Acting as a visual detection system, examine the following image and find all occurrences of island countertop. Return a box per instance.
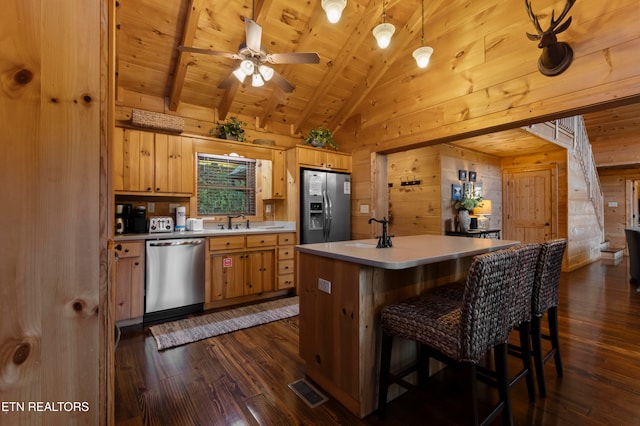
[295,234,519,270]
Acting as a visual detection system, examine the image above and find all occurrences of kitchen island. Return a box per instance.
[295,234,519,418]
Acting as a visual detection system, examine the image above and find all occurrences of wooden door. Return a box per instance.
[210,253,246,300]
[503,165,557,243]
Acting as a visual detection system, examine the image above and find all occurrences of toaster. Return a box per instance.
[148,216,174,233]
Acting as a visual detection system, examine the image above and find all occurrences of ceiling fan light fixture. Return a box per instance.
[258,65,274,81]
[322,0,346,24]
[373,23,395,49]
[252,73,265,87]
[233,67,247,83]
[240,59,255,75]
[413,46,433,68]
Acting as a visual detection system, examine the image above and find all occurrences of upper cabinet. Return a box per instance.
[295,146,352,172]
[113,128,194,195]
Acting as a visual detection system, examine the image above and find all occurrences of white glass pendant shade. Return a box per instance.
[240,59,255,75]
[232,67,246,83]
[258,65,274,81]
[251,73,264,87]
[373,22,395,48]
[322,0,346,24]
[412,46,433,68]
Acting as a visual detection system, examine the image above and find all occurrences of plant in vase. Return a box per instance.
[212,116,247,141]
[454,193,483,232]
[303,127,338,150]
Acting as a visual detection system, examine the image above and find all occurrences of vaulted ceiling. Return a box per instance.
[115,0,640,161]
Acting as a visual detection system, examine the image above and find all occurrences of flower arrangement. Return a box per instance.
[454,193,483,211]
[303,127,337,149]
[212,116,247,141]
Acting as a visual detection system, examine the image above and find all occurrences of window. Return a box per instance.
[197,153,256,216]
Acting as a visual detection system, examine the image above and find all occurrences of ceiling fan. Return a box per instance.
[179,17,320,93]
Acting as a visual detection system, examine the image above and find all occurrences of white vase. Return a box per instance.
[458,210,471,232]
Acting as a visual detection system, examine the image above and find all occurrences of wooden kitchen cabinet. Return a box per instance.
[258,150,287,200]
[112,128,194,195]
[277,233,295,289]
[206,233,295,303]
[114,240,144,322]
[296,146,352,172]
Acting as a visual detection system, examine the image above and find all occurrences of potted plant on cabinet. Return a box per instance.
[212,116,247,141]
[303,127,338,150]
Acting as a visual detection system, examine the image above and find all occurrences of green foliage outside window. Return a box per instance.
[197,154,256,216]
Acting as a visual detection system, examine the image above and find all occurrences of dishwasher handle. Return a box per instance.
[148,239,204,247]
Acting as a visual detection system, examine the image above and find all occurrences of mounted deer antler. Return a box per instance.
[525,0,576,76]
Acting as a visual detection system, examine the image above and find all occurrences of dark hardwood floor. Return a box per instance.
[115,258,640,425]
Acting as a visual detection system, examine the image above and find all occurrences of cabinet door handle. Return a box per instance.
[115,244,122,251]
[134,262,139,266]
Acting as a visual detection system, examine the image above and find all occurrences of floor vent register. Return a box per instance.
[288,379,328,408]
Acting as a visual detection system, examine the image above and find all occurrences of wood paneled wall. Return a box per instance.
[599,169,640,250]
[385,144,502,237]
[1,0,107,424]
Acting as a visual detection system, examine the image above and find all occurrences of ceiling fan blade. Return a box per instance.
[270,70,295,93]
[178,45,240,60]
[245,19,262,53]
[266,52,320,65]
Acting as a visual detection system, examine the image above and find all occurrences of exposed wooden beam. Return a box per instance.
[292,0,387,134]
[217,79,240,120]
[168,0,204,111]
[328,0,445,134]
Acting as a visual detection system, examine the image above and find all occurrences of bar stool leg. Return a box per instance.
[518,322,536,402]
[531,316,547,397]
[377,331,393,417]
[548,307,563,377]
[495,343,513,426]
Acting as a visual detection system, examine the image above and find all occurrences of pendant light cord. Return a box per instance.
[420,0,425,45]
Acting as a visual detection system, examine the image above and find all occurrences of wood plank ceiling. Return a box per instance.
[115,0,640,161]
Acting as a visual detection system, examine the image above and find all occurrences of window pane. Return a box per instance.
[197,154,256,216]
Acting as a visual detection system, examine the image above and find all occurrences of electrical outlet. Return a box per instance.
[147,202,155,213]
[265,204,272,213]
[318,278,331,294]
[169,203,179,213]
[359,204,369,213]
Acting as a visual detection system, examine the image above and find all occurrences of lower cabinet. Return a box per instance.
[114,240,145,322]
[207,233,295,303]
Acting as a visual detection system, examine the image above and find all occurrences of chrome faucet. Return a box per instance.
[368,217,393,248]
[227,214,245,229]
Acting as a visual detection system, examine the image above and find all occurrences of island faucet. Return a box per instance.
[368,217,393,248]
[227,214,245,229]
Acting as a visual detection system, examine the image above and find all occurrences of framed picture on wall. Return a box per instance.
[458,170,467,181]
[469,171,477,182]
[474,182,483,198]
[451,183,462,201]
[463,182,474,197]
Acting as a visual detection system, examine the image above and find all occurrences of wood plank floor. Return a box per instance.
[115,258,640,425]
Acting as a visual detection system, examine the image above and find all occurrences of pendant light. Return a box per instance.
[372,0,395,49]
[322,0,347,24]
[412,0,433,68]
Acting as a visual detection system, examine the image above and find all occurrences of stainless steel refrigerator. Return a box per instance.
[300,169,351,244]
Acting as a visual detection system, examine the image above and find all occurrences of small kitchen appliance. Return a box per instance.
[186,218,204,231]
[115,203,132,234]
[149,216,174,233]
[131,206,147,233]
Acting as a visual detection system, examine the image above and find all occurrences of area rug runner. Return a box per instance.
[150,296,299,350]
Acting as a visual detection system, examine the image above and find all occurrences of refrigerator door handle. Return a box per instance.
[326,190,332,240]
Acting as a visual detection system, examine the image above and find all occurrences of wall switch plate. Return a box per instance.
[169,203,179,213]
[607,201,618,207]
[147,202,155,213]
[359,204,369,213]
[265,204,272,213]
[318,278,331,294]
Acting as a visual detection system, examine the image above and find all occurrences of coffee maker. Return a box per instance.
[131,206,147,233]
[115,204,132,234]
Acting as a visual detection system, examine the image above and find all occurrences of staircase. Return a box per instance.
[570,116,605,234]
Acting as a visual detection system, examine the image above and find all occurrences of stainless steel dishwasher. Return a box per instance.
[144,238,205,323]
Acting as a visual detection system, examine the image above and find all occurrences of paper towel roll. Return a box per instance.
[175,206,186,230]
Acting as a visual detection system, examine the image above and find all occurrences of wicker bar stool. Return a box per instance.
[377,248,521,425]
[530,238,566,397]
